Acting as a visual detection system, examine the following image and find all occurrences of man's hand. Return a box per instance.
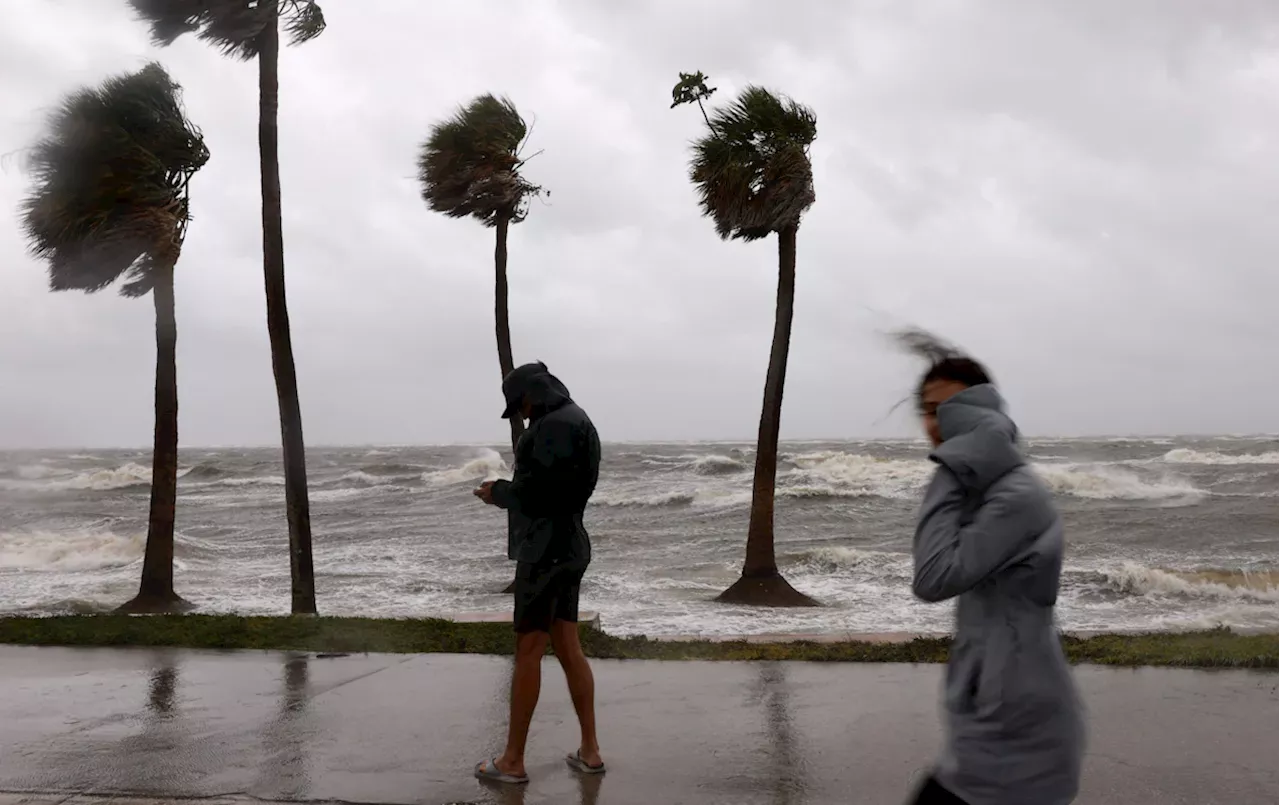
[473,480,497,505]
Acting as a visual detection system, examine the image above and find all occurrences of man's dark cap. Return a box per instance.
[500,361,550,419]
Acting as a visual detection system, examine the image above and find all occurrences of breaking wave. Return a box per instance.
[0,529,144,571]
[422,449,509,487]
[1034,464,1204,501]
[0,462,155,492]
[785,451,932,500]
[357,462,425,477]
[14,598,113,615]
[782,548,1277,604]
[595,451,1213,508]
[340,470,390,486]
[0,461,282,492]
[73,462,155,490]
[210,474,285,488]
[691,455,747,475]
[1161,449,1278,466]
[183,462,226,480]
[787,546,910,576]
[593,489,698,508]
[1081,563,1278,602]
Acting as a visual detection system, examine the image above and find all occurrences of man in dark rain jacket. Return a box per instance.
[472,362,605,786]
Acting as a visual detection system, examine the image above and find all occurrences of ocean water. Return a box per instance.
[0,437,1276,636]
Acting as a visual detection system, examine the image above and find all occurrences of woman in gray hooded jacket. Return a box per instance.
[907,355,1085,805]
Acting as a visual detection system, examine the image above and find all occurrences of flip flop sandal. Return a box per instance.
[565,749,606,774]
[474,756,529,785]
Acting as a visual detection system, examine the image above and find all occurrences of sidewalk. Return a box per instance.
[0,646,1274,805]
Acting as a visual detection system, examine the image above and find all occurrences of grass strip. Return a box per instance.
[0,615,1273,669]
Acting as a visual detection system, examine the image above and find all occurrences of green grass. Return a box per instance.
[0,615,1273,669]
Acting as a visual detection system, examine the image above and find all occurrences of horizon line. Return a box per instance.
[2,433,1276,452]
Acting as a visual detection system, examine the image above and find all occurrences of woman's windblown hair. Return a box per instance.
[891,327,967,364]
[888,327,993,407]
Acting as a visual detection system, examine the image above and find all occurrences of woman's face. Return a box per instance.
[919,379,970,447]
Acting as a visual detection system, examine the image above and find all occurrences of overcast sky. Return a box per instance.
[0,0,1275,448]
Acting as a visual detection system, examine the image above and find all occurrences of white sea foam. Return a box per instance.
[421,449,509,487]
[1161,449,1279,466]
[0,529,143,571]
[340,470,386,485]
[311,487,391,503]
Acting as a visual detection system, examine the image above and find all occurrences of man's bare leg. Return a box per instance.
[550,619,602,767]
[489,629,549,778]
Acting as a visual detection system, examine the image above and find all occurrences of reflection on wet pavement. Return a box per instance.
[472,655,607,805]
[253,654,312,800]
[476,771,605,805]
[755,663,807,805]
[147,663,177,717]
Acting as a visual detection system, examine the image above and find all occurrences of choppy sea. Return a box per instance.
[1,436,1275,636]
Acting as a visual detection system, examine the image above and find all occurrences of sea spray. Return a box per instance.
[421,448,510,487]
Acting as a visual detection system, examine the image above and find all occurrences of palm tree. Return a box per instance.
[675,76,820,606]
[128,0,326,614]
[21,62,210,613]
[416,94,543,454]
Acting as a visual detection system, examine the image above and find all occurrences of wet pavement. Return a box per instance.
[0,646,1274,805]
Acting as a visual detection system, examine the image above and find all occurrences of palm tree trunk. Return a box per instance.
[258,5,317,616]
[119,262,189,613]
[495,212,524,596]
[495,212,525,453]
[716,224,817,607]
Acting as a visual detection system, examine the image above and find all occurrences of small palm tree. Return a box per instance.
[676,76,820,606]
[21,62,210,613]
[128,0,326,614]
[417,94,543,454]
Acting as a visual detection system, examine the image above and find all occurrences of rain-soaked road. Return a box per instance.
[0,646,1274,805]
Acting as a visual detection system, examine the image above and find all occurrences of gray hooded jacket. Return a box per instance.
[915,384,1084,805]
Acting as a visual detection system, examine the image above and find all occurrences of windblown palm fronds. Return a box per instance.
[21,62,209,297]
[690,86,817,241]
[127,0,325,60]
[417,94,543,227]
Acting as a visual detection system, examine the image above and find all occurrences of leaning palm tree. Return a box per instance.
[675,76,820,606]
[417,94,543,454]
[21,62,210,613]
[128,0,325,614]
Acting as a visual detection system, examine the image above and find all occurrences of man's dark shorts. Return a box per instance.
[907,776,968,805]
[513,557,587,634]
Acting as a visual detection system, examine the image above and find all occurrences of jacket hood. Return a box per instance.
[930,384,1024,492]
[501,362,573,420]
